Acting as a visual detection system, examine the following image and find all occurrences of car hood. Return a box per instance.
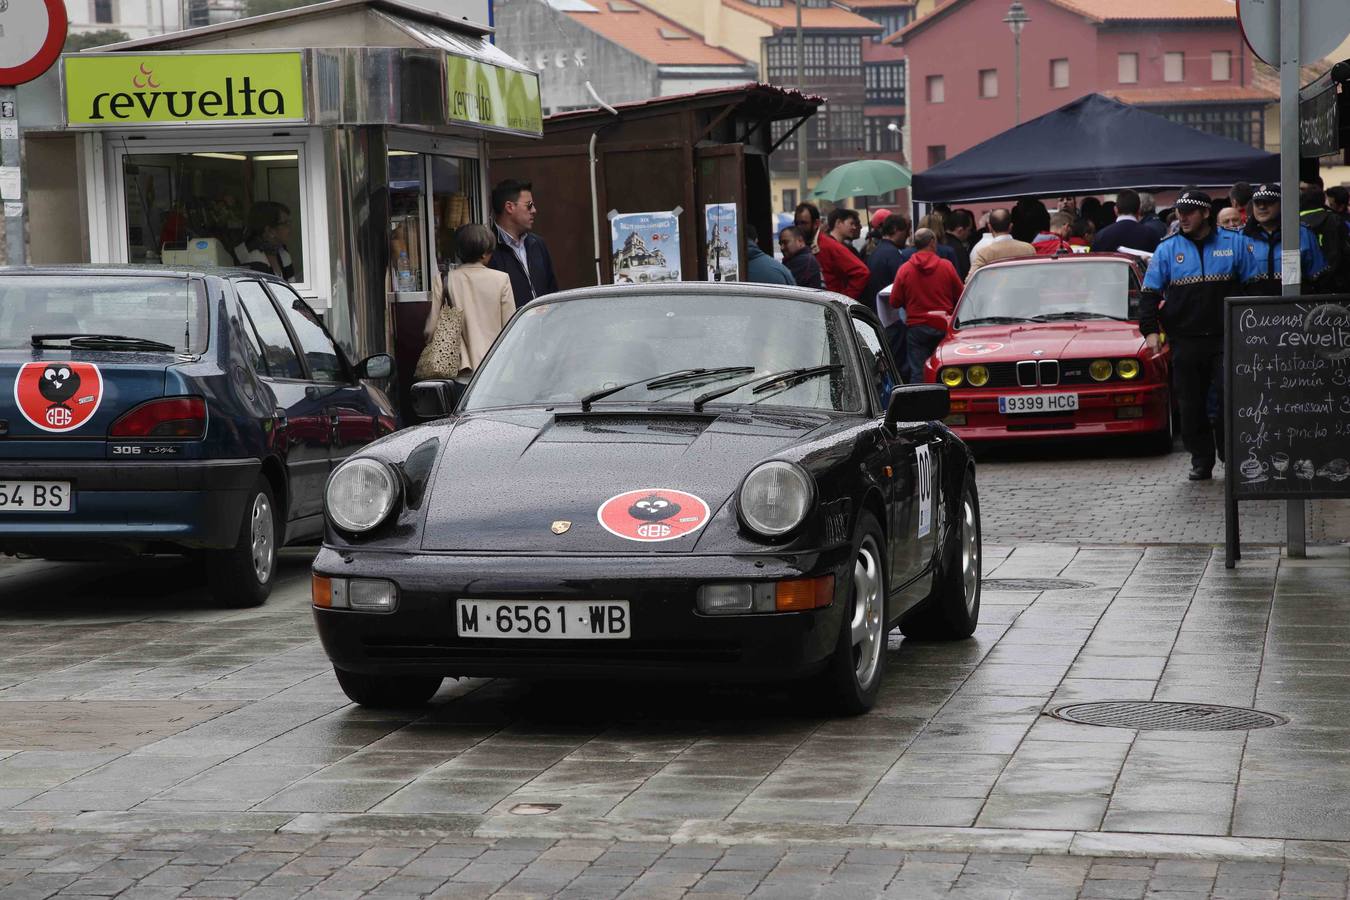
[418,407,833,552]
[938,321,1144,364]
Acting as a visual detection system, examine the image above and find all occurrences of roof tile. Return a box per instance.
[723,0,884,32]
[565,3,750,65]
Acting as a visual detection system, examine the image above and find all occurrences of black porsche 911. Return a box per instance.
[311,283,981,714]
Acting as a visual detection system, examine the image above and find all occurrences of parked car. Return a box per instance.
[0,266,398,606]
[922,254,1172,451]
[311,282,981,715]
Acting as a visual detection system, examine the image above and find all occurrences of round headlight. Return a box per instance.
[966,365,990,387]
[739,461,814,537]
[1116,358,1141,380]
[1089,359,1113,382]
[940,367,965,387]
[326,458,400,533]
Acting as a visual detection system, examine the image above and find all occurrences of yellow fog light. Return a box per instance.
[966,365,990,387]
[1089,359,1113,382]
[940,367,965,387]
[1116,358,1141,380]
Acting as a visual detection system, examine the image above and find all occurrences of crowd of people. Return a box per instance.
[746,179,1350,485]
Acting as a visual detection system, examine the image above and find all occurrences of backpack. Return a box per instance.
[1301,208,1350,292]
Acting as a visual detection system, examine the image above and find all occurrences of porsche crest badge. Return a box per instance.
[551,520,571,535]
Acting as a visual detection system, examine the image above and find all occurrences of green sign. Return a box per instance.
[446,55,542,135]
[64,52,305,126]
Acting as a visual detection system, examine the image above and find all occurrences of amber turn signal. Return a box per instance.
[312,574,333,608]
[775,575,835,611]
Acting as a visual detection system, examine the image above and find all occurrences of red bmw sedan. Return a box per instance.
[922,254,1172,450]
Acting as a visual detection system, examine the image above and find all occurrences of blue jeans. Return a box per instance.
[906,324,945,383]
[884,322,910,383]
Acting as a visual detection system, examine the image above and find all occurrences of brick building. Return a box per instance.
[893,0,1275,176]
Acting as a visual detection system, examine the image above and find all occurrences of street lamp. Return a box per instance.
[1003,0,1030,125]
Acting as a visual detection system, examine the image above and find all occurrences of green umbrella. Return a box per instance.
[810,159,912,201]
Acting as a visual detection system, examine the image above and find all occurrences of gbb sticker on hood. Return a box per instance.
[597,488,711,542]
[14,362,104,433]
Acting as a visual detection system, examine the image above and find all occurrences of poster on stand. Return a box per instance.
[611,211,681,284]
[705,203,738,282]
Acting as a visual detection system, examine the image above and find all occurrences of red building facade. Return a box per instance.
[894,0,1273,175]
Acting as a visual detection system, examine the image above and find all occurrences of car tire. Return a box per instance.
[334,667,443,708]
[900,473,981,641]
[1142,409,1174,456]
[206,477,279,608]
[823,511,889,716]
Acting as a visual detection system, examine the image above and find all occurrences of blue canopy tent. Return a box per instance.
[911,93,1279,203]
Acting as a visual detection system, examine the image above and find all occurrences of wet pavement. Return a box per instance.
[3,445,1350,897]
[0,541,1348,865]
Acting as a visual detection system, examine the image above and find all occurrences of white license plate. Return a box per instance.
[0,481,71,512]
[456,600,631,639]
[998,393,1079,415]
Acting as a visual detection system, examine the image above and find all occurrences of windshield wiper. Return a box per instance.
[954,316,1036,328]
[31,333,177,352]
[692,365,842,411]
[578,366,755,411]
[1029,312,1127,322]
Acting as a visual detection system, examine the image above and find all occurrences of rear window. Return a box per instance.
[0,275,209,354]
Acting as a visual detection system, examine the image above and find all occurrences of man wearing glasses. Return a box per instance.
[489,179,559,308]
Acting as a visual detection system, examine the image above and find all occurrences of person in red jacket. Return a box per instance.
[817,208,869,299]
[890,228,963,382]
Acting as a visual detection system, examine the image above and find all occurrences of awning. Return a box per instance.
[911,93,1279,203]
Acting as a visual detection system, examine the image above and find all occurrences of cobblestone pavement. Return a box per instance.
[2,543,1350,860]
[974,443,1350,546]
[1,831,1350,900]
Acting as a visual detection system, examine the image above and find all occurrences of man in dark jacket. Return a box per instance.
[488,179,558,308]
[1092,189,1160,254]
[864,214,911,380]
[1140,189,1241,481]
[778,226,823,288]
[744,225,794,285]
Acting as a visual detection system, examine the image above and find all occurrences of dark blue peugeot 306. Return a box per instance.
[0,266,398,606]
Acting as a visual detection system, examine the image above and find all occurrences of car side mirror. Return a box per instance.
[886,383,950,428]
[411,378,468,420]
[356,353,394,380]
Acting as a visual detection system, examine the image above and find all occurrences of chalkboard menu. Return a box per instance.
[1225,296,1350,501]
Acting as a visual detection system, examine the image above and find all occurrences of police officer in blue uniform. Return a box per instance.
[1236,183,1329,295]
[1140,189,1242,481]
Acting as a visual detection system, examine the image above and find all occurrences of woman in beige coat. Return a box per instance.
[424,223,515,373]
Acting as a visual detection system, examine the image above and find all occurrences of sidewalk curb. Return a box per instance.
[5,810,1349,866]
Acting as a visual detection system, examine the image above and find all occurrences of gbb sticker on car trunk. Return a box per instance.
[597,488,710,542]
[14,363,104,433]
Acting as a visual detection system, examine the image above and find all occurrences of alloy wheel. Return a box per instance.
[851,534,884,690]
[250,493,275,584]
[961,495,979,616]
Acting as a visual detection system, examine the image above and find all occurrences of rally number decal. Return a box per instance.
[916,443,933,539]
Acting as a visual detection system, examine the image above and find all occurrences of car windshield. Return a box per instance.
[0,275,209,354]
[956,261,1135,327]
[464,293,862,413]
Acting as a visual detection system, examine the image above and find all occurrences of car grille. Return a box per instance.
[1010,359,1060,387]
[362,638,742,665]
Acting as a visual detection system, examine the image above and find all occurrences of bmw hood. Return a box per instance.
[938,321,1144,365]
[417,407,831,552]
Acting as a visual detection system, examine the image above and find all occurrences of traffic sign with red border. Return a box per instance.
[0,0,69,87]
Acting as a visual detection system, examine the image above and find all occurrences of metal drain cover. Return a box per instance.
[981,578,1095,591]
[1050,701,1286,732]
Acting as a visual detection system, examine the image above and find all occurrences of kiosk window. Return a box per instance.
[270,283,346,383]
[122,150,305,283]
[237,282,304,380]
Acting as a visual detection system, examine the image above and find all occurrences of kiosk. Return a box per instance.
[18,0,542,406]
